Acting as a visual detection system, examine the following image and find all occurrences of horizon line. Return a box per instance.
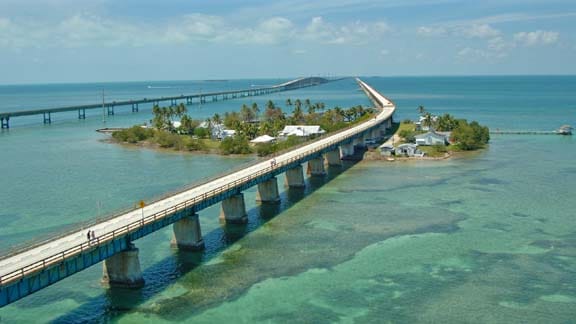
[1,73,575,87]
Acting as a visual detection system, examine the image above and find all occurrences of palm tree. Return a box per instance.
[285,98,292,107]
[417,105,426,116]
[266,100,276,111]
[175,103,187,118]
[422,112,434,130]
[292,105,303,123]
[251,102,260,119]
[212,113,222,125]
[294,99,302,111]
[304,99,311,110]
[307,104,316,115]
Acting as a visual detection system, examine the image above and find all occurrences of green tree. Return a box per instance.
[220,135,252,155]
[417,105,426,116]
[251,102,260,119]
[180,115,199,134]
[241,104,255,122]
[451,119,490,150]
[422,112,435,130]
[212,113,222,125]
[436,113,458,131]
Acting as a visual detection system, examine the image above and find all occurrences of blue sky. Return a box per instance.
[0,0,575,84]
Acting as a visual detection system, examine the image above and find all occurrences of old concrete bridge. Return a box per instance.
[0,78,395,307]
[0,77,332,129]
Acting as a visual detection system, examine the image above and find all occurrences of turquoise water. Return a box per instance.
[1,76,575,323]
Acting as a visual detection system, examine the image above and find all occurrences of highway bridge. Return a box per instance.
[0,77,331,129]
[0,78,395,307]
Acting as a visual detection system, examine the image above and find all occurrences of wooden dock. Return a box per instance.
[490,130,559,135]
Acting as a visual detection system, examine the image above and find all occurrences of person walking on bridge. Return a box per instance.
[86,230,91,242]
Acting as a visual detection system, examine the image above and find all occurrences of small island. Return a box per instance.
[110,99,377,156]
[371,105,490,160]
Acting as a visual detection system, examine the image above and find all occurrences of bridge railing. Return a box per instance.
[0,108,379,263]
[0,109,386,286]
[0,78,388,287]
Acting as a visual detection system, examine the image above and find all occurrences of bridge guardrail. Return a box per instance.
[0,78,390,287]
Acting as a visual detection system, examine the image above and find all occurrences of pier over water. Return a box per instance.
[0,78,394,307]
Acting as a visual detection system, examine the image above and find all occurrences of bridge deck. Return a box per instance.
[0,78,394,295]
[0,77,330,120]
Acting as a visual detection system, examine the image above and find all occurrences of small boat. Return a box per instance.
[557,125,573,135]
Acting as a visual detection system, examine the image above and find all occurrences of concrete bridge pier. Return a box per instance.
[325,149,342,167]
[43,112,52,124]
[256,177,281,204]
[285,165,305,188]
[340,143,354,157]
[307,156,326,176]
[131,103,139,112]
[220,193,248,224]
[171,212,205,251]
[1,116,9,129]
[102,243,144,288]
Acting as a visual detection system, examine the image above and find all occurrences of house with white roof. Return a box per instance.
[250,135,276,144]
[414,131,451,146]
[278,125,325,138]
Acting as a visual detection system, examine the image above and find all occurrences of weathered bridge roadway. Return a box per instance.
[0,78,395,307]
[0,77,331,128]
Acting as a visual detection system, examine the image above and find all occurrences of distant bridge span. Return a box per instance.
[0,78,395,307]
[0,77,334,129]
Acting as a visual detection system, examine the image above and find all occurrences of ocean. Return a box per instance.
[0,76,575,323]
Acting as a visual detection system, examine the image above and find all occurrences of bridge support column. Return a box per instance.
[43,112,51,124]
[107,106,115,116]
[220,193,247,224]
[256,177,280,204]
[325,149,342,167]
[78,109,86,119]
[102,243,144,288]
[340,143,354,157]
[285,165,305,188]
[171,212,205,251]
[307,156,326,176]
[132,103,139,112]
[1,117,10,129]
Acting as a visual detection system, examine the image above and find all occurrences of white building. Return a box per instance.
[279,125,325,137]
[250,135,276,144]
[414,131,450,146]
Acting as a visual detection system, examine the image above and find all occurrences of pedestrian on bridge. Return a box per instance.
[86,230,91,242]
[91,230,96,242]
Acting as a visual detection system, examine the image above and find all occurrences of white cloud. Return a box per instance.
[513,30,559,47]
[457,46,507,62]
[417,23,500,39]
[460,24,500,38]
[417,26,446,37]
[302,16,390,45]
[0,14,390,49]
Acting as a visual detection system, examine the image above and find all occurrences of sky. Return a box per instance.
[0,0,575,84]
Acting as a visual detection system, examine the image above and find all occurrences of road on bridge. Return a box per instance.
[0,78,395,288]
